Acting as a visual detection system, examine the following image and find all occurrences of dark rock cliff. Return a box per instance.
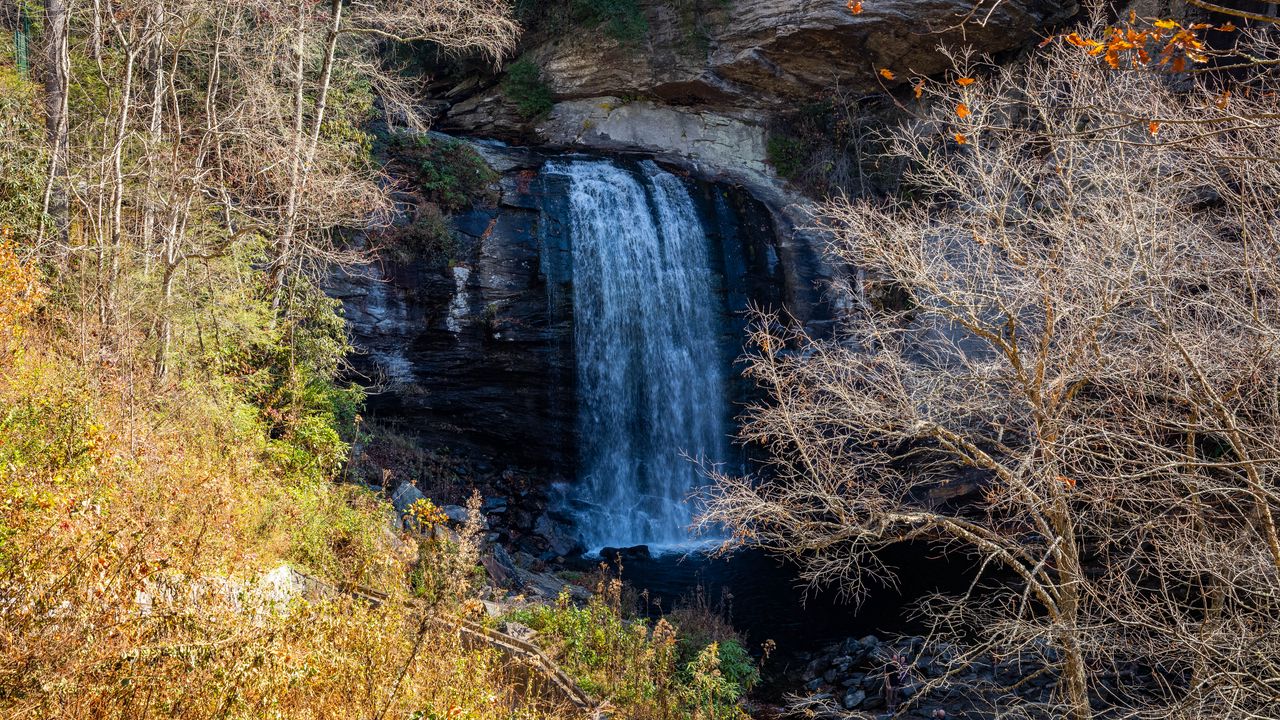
[330,138,799,473]
[332,0,1081,529]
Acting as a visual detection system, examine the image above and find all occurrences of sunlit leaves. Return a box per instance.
[0,231,44,352]
[1050,16,1237,73]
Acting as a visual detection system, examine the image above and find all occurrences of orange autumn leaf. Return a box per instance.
[955,102,971,119]
[913,79,925,99]
[847,0,864,14]
[953,133,968,144]
[956,77,976,86]
[879,68,896,80]
[1148,120,1161,135]
[1064,32,1098,49]
[1215,90,1231,109]
[1154,19,1179,30]
[1057,475,1077,488]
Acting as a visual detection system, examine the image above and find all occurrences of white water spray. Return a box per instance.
[545,159,727,549]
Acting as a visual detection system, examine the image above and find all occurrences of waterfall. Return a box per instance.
[544,159,727,550]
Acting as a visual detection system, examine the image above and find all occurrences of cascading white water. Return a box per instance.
[544,158,727,550]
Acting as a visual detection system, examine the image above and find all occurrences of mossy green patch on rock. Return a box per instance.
[502,58,555,120]
[391,134,499,212]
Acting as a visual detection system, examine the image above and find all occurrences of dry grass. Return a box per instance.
[0,245,578,720]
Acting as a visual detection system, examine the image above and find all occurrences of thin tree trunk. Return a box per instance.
[1056,540,1091,720]
[103,45,138,338]
[268,1,310,301]
[142,0,167,260]
[269,0,343,299]
[40,0,71,255]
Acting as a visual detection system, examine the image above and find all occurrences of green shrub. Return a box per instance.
[193,272,363,483]
[502,58,555,120]
[766,135,812,180]
[703,638,759,697]
[570,0,648,43]
[389,204,457,265]
[0,55,47,241]
[398,135,499,211]
[507,581,757,719]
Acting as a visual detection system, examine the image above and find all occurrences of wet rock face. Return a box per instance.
[332,139,797,475]
[332,144,573,470]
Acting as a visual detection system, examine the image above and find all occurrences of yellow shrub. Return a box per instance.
[0,231,43,352]
[0,320,574,720]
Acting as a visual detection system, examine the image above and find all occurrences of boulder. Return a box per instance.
[841,688,866,710]
[534,513,584,559]
[442,504,471,524]
[390,482,426,515]
[599,545,652,562]
[501,620,538,642]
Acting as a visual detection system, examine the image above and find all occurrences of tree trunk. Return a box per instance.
[1054,526,1092,720]
[41,0,70,253]
[102,44,138,338]
[268,0,343,300]
[142,0,167,258]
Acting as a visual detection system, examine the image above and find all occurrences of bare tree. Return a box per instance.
[35,0,517,368]
[263,0,520,297]
[701,30,1280,720]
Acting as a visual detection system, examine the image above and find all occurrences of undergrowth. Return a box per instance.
[514,0,648,43]
[381,133,496,265]
[569,0,648,43]
[0,240,574,719]
[508,574,759,719]
[391,133,499,212]
[503,58,556,120]
[0,60,45,238]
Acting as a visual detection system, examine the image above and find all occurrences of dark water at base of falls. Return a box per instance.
[605,543,983,664]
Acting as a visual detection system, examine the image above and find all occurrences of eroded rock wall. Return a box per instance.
[441,0,1078,177]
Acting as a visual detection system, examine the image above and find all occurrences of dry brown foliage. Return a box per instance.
[0,274,575,720]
